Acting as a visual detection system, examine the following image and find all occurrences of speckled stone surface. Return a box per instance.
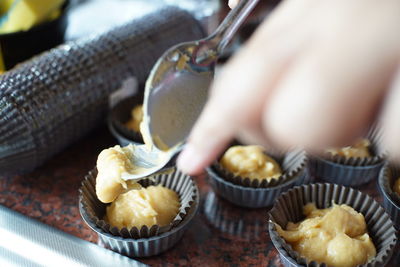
[0,125,398,266]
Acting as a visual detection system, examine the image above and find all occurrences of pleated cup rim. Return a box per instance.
[207,167,305,192]
[314,155,385,169]
[210,149,307,189]
[109,95,144,144]
[378,163,400,210]
[107,116,142,146]
[79,189,199,243]
[316,126,386,167]
[79,167,198,239]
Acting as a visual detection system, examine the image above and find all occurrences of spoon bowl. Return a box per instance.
[124,0,260,180]
[144,41,214,150]
[120,143,175,180]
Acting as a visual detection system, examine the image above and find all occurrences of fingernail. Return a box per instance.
[177,144,202,175]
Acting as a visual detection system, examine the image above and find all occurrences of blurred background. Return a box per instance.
[0,0,278,72]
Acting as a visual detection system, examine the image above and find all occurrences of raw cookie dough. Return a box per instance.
[220,145,282,181]
[394,178,400,196]
[277,203,376,267]
[125,105,143,132]
[96,144,142,203]
[326,138,371,158]
[106,185,180,229]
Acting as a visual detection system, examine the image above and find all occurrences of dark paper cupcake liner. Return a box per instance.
[378,163,400,229]
[309,127,386,187]
[207,150,310,208]
[203,190,265,241]
[81,168,197,237]
[324,126,385,166]
[79,168,199,257]
[213,150,307,188]
[309,156,384,187]
[110,95,144,144]
[107,117,134,147]
[269,183,397,267]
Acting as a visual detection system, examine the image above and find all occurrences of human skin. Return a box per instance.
[177,0,400,175]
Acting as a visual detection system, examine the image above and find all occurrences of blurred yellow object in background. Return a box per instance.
[0,0,65,34]
[0,0,15,16]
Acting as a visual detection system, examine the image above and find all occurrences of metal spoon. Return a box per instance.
[123,0,260,181]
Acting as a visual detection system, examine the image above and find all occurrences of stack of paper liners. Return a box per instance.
[0,7,205,174]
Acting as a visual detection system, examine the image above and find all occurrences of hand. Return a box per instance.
[177,0,400,175]
[228,0,239,9]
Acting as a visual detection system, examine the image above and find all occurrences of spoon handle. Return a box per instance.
[210,0,260,53]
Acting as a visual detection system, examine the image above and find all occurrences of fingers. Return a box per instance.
[263,33,395,152]
[178,26,309,175]
[177,0,400,175]
[380,67,400,161]
[177,1,316,175]
[176,90,235,176]
[176,48,278,175]
[228,0,239,9]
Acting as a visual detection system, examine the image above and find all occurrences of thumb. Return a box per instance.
[229,0,239,9]
[176,96,235,175]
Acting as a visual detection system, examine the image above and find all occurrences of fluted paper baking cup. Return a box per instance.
[309,127,386,186]
[269,183,397,267]
[309,156,384,187]
[378,163,400,229]
[80,168,198,240]
[110,95,144,144]
[213,150,307,188]
[323,126,385,166]
[80,189,199,258]
[203,190,264,241]
[107,117,134,147]
[207,151,310,208]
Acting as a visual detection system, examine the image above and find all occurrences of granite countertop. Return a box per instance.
[1,2,398,266]
[0,125,398,266]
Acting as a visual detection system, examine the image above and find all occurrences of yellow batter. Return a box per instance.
[95,145,142,203]
[276,203,376,267]
[326,138,371,158]
[125,105,143,132]
[394,178,400,196]
[105,185,180,229]
[220,145,282,181]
